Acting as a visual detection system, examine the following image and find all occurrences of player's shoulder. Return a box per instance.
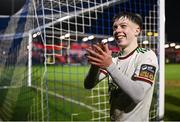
[135,47,158,64]
[135,47,156,57]
[136,47,151,53]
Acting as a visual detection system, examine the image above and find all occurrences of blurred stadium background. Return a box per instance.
[1,0,179,121]
[165,42,180,63]
[164,42,180,120]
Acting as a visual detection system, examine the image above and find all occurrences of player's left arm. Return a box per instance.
[132,50,159,85]
[107,50,158,103]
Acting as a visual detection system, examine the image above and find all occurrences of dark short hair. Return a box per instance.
[112,12,143,30]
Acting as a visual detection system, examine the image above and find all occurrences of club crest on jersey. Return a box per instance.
[139,64,156,81]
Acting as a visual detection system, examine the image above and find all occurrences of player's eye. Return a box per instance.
[112,25,117,30]
[121,24,127,28]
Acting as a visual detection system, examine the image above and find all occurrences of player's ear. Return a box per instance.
[135,26,141,36]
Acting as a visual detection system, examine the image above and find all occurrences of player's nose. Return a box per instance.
[113,28,123,36]
[114,26,123,34]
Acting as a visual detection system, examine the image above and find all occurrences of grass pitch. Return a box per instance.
[165,64,180,121]
[0,64,180,121]
[0,65,110,121]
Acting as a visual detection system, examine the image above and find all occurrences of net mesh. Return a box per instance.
[0,0,163,121]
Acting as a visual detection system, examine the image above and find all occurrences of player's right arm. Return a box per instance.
[84,65,107,89]
[84,65,100,89]
[84,43,109,89]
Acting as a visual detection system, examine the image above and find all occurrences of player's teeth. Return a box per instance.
[118,36,124,39]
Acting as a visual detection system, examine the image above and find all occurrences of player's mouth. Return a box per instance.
[116,34,126,40]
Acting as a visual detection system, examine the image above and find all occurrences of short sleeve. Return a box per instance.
[132,50,158,85]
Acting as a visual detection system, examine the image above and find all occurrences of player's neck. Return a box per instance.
[121,40,138,56]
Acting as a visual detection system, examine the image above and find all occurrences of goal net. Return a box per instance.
[0,0,164,121]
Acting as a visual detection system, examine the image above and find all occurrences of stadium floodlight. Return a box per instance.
[3,51,6,55]
[170,43,176,47]
[37,31,41,35]
[108,37,114,42]
[82,37,88,42]
[154,32,158,37]
[60,35,65,40]
[32,33,37,38]
[88,35,95,40]
[175,45,180,49]
[147,32,153,36]
[102,39,108,44]
[143,40,149,44]
[165,44,169,48]
[65,33,70,38]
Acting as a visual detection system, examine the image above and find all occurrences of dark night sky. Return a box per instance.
[165,0,180,43]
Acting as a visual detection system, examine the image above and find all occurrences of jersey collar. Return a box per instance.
[118,46,138,60]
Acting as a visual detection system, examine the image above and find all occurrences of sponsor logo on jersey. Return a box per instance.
[139,64,156,81]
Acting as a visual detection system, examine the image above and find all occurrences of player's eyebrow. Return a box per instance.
[119,22,128,25]
[113,21,128,28]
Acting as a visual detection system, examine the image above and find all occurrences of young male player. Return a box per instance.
[84,12,158,121]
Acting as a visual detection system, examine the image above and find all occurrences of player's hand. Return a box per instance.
[86,43,112,69]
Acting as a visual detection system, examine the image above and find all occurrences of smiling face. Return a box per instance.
[113,17,141,48]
